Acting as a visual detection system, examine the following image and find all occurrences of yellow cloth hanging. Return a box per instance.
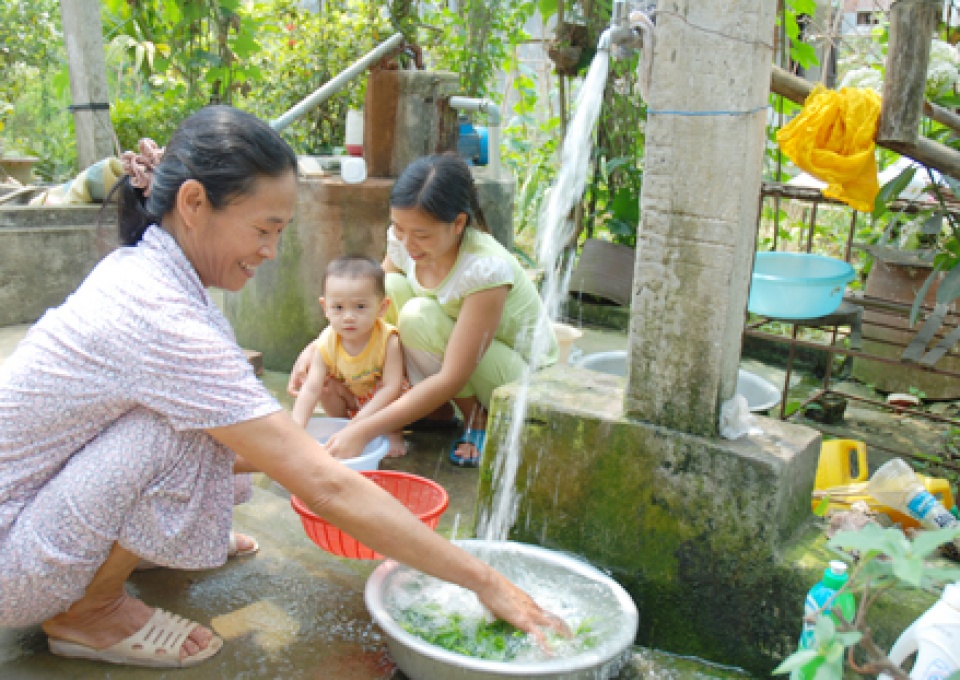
[776,85,881,212]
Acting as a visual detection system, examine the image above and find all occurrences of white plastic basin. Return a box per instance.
[305,416,390,471]
[574,350,781,413]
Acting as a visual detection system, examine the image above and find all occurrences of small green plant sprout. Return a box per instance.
[908,386,927,400]
[773,523,960,679]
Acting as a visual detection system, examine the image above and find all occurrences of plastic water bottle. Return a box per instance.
[791,561,856,680]
[878,582,960,680]
[867,458,960,533]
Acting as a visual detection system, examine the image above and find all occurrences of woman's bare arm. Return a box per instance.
[209,411,566,641]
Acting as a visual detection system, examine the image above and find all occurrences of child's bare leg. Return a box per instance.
[318,379,352,418]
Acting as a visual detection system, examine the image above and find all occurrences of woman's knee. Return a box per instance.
[396,297,450,351]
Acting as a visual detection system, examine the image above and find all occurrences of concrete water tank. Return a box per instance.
[364,69,460,178]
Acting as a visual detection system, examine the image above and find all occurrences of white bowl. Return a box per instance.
[305,416,389,471]
[574,350,782,413]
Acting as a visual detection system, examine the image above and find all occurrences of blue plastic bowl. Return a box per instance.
[748,252,855,319]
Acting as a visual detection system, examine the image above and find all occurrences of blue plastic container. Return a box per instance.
[748,252,855,319]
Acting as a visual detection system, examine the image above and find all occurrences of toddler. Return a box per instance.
[292,256,408,457]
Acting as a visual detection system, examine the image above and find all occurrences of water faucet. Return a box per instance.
[596,0,656,100]
[597,0,643,58]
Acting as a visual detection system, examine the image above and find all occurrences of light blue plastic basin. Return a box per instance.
[748,252,855,319]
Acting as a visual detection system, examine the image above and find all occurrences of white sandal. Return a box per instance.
[48,608,223,668]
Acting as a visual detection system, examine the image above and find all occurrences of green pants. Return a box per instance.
[385,273,529,408]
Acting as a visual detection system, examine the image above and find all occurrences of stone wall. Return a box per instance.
[0,205,115,326]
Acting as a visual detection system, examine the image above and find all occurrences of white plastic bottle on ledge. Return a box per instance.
[867,458,959,532]
[879,582,960,680]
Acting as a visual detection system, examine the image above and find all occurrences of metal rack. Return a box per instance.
[743,182,960,472]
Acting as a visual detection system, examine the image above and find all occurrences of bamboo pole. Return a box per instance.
[770,65,960,182]
[924,100,960,136]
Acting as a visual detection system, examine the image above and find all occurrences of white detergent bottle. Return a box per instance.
[878,582,960,680]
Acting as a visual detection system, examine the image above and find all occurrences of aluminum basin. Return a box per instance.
[364,540,638,680]
[574,351,781,413]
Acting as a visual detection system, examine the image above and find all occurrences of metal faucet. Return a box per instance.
[597,0,656,100]
[597,0,644,58]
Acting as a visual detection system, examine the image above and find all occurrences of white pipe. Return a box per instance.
[448,96,501,179]
[270,33,404,132]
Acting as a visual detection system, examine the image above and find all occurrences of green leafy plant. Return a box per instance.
[395,602,597,661]
[773,524,960,678]
[102,0,266,106]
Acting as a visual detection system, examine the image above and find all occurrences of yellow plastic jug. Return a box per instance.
[812,439,955,530]
[815,439,868,489]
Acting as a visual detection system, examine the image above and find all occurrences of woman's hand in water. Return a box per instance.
[475,567,571,648]
[323,422,370,460]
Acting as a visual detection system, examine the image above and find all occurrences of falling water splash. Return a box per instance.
[478,50,612,541]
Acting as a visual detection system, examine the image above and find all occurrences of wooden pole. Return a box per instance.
[770,65,960,182]
[924,100,960,136]
[878,0,942,145]
[60,0,116,170]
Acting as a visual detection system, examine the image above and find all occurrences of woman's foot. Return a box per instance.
[450,398,486,465]
[43,592,216,663]
[386,431,409,457]
[449,428,487,467]
[228,531,258,557]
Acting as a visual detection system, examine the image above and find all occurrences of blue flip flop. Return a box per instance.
[449,428,486,467]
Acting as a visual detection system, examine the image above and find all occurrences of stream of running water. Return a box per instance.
[477,48,612,541]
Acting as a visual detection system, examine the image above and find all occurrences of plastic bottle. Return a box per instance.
[867,458,960,532]
[878,582,960,680]
[791,560,856,680]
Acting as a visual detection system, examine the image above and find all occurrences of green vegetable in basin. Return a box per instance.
[394,603,598,661]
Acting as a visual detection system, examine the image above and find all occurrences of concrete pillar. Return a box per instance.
[60,0,115,169]
[624,1,776,436]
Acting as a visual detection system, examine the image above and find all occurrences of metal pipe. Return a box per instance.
[270,33,404,133]
[448,96,501,179]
